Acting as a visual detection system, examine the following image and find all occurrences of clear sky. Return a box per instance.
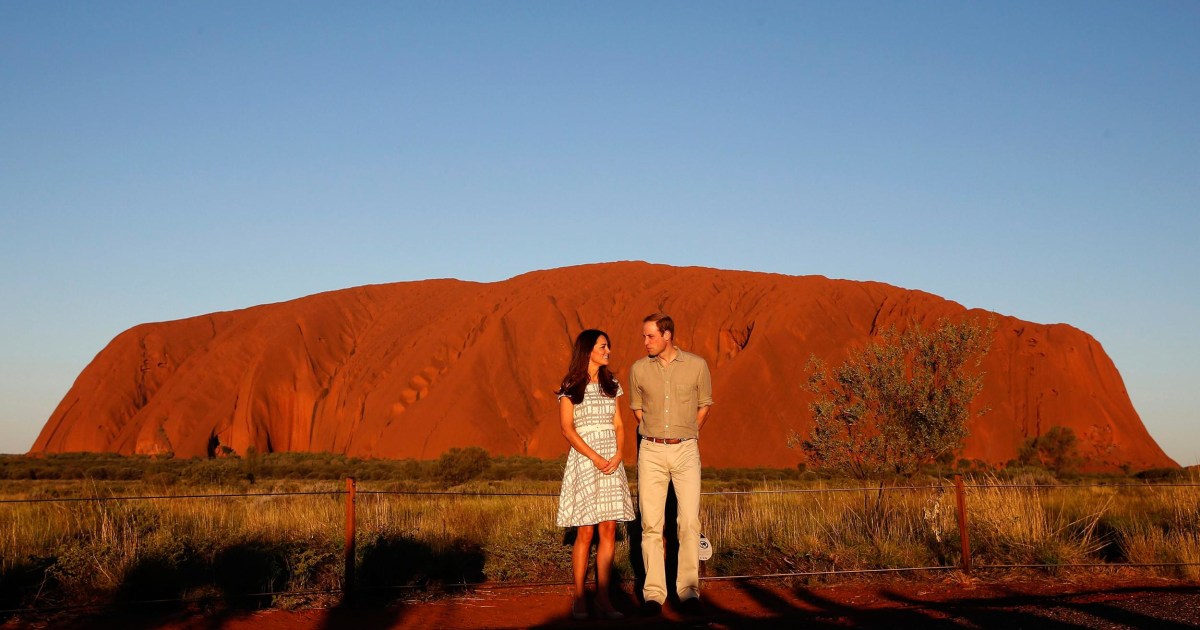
[2,2,1196,465]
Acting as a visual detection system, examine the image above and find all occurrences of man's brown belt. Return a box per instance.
[640,436,693,445]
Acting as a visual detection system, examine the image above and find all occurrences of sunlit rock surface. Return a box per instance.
[31,262,1176,471]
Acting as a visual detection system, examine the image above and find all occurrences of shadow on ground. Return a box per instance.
[3,533,486,630]
[528,580,1200,629]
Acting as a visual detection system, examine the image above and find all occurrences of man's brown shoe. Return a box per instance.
[641,600,663,617]
[678,597,704,617]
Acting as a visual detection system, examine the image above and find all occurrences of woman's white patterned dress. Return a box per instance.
[556,381,636,527]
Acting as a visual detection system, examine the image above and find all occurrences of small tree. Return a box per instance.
[435,446,491,485]
[1016,426,1082,475]
[241,445,262,483]
[793,317,993,478]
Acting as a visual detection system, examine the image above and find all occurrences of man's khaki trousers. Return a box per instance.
[637,439,701,604]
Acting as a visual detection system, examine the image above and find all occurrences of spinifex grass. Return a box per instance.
[3,475,1199,614]
[355,490,576,585]
[1,482,346,611]
[702,482,955,576]
[963,476,1200,577]
[1109,482,1200,579]
[967,479,1108,566]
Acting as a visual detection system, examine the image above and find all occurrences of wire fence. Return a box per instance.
[8,480,1196,503]
[6,477,1199,506]
[3,477,1199,615]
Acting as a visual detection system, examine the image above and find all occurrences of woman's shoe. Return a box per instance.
[570,600,589,620]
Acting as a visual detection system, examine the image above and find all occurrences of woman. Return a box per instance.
[555,329,636,620]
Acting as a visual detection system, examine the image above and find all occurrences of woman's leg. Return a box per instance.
[572,525,596,609]
[595,520,617,609]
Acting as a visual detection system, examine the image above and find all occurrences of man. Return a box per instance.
[629,313,713,617]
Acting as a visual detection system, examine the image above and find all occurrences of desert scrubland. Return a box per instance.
[2,453,1196,615]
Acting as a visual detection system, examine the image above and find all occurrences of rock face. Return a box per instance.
[31,262,1176,470]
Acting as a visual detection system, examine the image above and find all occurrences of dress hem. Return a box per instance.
[557,515,637,528]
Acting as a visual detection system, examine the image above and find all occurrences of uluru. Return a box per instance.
[31,262,1176,471]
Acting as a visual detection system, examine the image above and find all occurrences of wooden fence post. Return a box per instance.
[345,477,357,596]
[954,474,970,574]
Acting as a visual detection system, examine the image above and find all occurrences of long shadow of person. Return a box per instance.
[628,437,646,601]
[626,512,645,600]
[663,481,680,605]
[313,533,485,630]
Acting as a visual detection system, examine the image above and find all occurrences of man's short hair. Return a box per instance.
[643,313,675,338]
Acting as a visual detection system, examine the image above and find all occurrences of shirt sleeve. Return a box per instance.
[697,358,714,408]
[616,380,624,398]
[628,362,643,410]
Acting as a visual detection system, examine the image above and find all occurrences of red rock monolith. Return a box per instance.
[31,262,1176,471]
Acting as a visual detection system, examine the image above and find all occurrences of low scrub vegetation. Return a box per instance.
[1,452,1196,621]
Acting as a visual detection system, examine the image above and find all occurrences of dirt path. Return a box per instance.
[10,575,1200,629]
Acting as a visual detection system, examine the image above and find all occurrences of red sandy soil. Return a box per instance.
[11,575,1200,629]
[32,261,1175,471]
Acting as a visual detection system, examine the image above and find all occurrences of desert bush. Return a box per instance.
[794,317,994,478]
[1136,467,1187,481]
[1016,426,1083,474]
[435,447,491,485]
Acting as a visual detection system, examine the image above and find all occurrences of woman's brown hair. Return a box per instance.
[556,329,619,405]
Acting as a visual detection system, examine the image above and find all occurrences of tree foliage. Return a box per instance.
[435,446,492,484]
[794,317,994,478]
[1016,426,1083,474]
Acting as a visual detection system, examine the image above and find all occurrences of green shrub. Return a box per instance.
[435,447,491,485]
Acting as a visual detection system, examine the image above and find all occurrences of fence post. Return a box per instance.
[344,477,357,596]
[954,474,970,574]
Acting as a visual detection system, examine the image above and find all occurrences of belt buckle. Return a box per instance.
[643,435,685,444]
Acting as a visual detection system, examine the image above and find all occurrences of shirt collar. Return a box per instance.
[647,349,686,364]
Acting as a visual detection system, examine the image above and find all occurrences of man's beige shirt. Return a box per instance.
[629,349,713,440]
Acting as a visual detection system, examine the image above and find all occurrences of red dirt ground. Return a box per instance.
[12,574,1200,629]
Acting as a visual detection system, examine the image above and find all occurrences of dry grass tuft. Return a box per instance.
[2,476,1198,612]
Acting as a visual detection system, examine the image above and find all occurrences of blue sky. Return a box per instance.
[2,2,1197,464]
